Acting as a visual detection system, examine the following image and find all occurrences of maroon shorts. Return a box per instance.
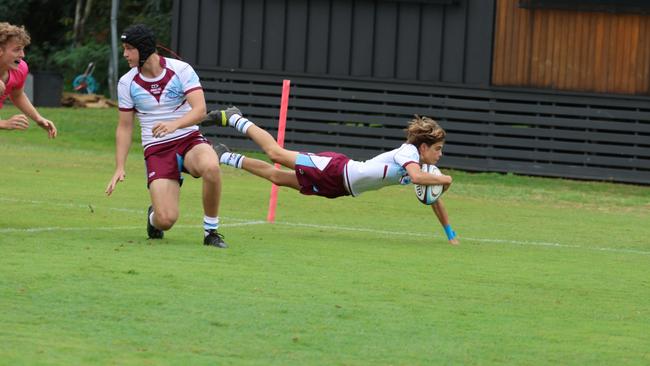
[295,152,351,199]
[143,131,210,186]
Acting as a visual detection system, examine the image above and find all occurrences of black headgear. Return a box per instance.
[120,24,156,68]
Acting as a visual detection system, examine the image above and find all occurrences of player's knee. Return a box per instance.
[202,163,221,182]
[155,210,178,230]
[266,148,287,165]
[269,171,284,186]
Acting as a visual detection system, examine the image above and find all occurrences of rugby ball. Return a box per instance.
[414,164,444,205]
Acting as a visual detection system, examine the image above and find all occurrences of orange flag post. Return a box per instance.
[266,79,291,223]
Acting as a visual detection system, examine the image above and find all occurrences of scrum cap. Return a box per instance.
[120,24,156,67]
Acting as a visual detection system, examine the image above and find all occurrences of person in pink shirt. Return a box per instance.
[0,22,57,138]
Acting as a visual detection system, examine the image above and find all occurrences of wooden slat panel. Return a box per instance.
[199,67,650,108]
[203,80,648,121]
[284,0,308,72]
[306,0,330,74]
[329,0,353,75]
[177,0,200,63]
[219,0,243,68]
[634,16,650,94]
[492,0,508,85]
[464,0,496,84]
[418,4,444,81]
[516,2,532,86]
[197,0,220,66]
[493,0,650,95]
[374,2,398,78]
[206,90,650,134]
[178,0,494,85]
[441,1,467,83]
[446,144,645,169]
[171,0,180,52]
[263,0,287,71]
[442,156,650,184]
[201,70,640,107]
[350,0,375,77]
[240,0,264,70]
[395,2,421,80]
[445,122,650,149]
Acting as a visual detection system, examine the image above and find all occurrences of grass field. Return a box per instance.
[1,106,649,365]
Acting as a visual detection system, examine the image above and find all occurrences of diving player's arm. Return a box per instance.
[404,163,458,245]
[404,162,452,185]
[432,198,459,245]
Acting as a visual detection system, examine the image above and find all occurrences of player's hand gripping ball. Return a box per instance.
[414,164,444,205]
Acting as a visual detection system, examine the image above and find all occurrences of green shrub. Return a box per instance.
[50,41,112,94]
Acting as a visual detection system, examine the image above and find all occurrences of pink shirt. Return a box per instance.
[0,59,28,108]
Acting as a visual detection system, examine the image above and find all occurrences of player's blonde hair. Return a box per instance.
[0,22,31,48]
[405,115,446,147]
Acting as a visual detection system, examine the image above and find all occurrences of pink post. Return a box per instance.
[266,79,291,223]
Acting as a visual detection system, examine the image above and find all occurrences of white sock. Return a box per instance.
[203,215,219,236]
[149,211,156,227]
[228,114,253,134]
[220,152,245,168]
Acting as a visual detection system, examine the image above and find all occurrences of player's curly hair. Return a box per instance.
[0,22,31,48]
[405,115,446,147]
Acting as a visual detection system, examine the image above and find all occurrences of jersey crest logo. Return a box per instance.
[150,83,162,95]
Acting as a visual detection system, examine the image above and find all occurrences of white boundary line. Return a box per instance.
[1,197,648,256]
[0,221,267,234]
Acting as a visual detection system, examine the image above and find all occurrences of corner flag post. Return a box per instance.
[266,79,291,223]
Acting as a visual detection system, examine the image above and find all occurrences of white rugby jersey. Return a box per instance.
[118,57,202,150]
[344,143,420,196]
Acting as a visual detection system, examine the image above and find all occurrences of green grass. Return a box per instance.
[1,106,649,365]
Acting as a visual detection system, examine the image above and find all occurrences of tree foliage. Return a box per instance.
[0,0,173,95]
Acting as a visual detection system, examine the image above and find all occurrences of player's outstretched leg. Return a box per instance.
[205,106,250,130]
[210,106,298,169]
[215,143,301,190]
[214,143,244,169]
[213,143,231,159]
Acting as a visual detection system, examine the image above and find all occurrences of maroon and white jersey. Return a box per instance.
[294,144,419,198]
[118,57,202,150]
[344,144,420,196]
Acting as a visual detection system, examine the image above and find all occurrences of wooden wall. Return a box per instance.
[493,0,650,95]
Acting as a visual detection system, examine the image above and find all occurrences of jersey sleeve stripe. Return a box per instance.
[184,86,203,94]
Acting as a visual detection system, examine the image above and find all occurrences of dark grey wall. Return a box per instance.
[172,0,494,85]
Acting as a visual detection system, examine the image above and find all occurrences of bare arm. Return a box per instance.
[404,162,459,245]
[105,110,135,196]
[0,114,29,130]
[432,198,459,245]
[10,88,57,138]
[150,89,207,138]
[404,163,452,186]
